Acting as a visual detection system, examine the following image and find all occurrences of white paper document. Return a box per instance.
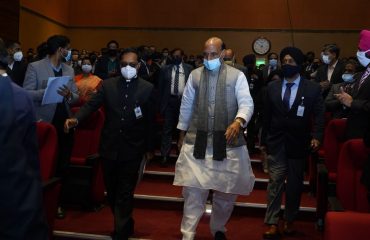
[41,76,71,105]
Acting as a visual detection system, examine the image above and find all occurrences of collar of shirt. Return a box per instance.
[173,63,184,71]
[47,57,62,72]
[8,62,14,70]
[330,59,338,70]
[283,75,301,87]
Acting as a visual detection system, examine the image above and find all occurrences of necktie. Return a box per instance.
[283,83,294,110]
[174,65,179,95]
[358,67,370,89]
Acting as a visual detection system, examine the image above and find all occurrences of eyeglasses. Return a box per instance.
[121,62,138,68]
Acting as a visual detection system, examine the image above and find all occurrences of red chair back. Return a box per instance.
[337,139,370,212]
[324,118,347,182]
[36,122,58,181]
[70,108,105,165]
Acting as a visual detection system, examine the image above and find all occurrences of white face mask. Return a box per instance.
[81,64,92,73]
[121,66,137,80]
[356,50,370,68]
[322,54,331,65]
[13,51,23,62]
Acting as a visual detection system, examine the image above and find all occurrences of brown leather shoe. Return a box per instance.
[263,225,281,239]
[283,221,296,235]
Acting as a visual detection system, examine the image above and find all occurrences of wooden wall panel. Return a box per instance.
[0,0,20,42]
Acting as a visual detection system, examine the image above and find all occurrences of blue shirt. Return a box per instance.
[281,76,301,109]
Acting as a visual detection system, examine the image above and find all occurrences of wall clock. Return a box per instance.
[252,37,271,55]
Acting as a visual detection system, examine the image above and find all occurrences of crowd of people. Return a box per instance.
[1,29,370,240]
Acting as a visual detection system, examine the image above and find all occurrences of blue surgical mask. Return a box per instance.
[342,73,355,83]
[204,58,221,71]
[269,59,278,67]
[64,50,72,62]
[356,50,370,67]
[322,54,331,65]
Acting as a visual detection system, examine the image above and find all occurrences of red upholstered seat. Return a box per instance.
[336,139,370,212]
[67,107,105,205]
[36,121,58,181]
[323,118,347,182]
[36,122,60,239]
[324,211,370,240]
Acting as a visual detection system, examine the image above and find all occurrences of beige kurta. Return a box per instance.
[173,66,255,195]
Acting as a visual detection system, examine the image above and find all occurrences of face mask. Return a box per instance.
[13,51,23,62]
[342,73,354,83]
[162,52,169,57]
[312,63,319,70]
[224,60,233,66]
[269,59,278,67]
[81,64,92,73]
[282,64,300,78]
[63,50,72,62]
[322,54,331,65]
[121,65,137,80]
[173,56,182,65]
[356,50,370,67]
[204,58,221,71]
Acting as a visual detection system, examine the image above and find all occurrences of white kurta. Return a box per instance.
[173,69,255,195]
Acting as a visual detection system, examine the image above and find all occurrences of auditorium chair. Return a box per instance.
[318,139,370,229]
[36,122,60,239]
[62,107,105,209]
[316,118,348,227]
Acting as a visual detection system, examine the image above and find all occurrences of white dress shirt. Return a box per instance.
[327,60,338,82]
[281,76,301,109]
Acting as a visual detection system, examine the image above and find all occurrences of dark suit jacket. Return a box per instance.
[261,77,325,158]
[345,71,370,139]
[6,60,28,86]
[158,63,193,114]
[0,76,48,239]
[325,82,356,119]
[315,60,345,97]
[75,76,154,160]
[94,56,120,80]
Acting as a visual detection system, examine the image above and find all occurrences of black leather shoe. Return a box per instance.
[215,231,227,240]
[263,225,281,239]
[56,206,66,219]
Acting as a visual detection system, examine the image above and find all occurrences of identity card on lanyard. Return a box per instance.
[297,97,305,117]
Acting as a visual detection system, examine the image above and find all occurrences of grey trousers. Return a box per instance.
[264,146,305,225]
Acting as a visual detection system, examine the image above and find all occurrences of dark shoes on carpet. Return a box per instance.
[111,218,135,240]
[263,224,281,239]
[214,231,227,240]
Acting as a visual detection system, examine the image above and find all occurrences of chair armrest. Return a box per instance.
[86,153,100,166]
[42,177,61,190]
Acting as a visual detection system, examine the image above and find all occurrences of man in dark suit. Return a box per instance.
[158,48,193,166]
[94,40,121,80]
[6,41,28,86]
[334,30,370,140]
[261,47,325,239]
[223,48,248,78]
[315,44,345,98]
[262,52,279,83]
[65,48,154,240]
[0,41,48,240]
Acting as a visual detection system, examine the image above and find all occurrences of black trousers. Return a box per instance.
[160,96,181,157]
[102,152,142,239]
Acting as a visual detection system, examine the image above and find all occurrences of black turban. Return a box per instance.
[280,47,304,66]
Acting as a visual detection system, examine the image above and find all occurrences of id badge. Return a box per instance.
[134,106,143,119]
[297,105,305,117]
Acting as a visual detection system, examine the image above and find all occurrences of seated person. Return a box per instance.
[325,59,359,119]
[74,57,102,103]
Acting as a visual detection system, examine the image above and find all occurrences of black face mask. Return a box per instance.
[173,56,182,65]
[282,64,301,78]
[312,63,319,71]
[108,49,117,57]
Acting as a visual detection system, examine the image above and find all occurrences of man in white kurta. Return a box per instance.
[174,37,255,240]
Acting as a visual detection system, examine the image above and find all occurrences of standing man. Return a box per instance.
[6,41,28,86]
[0,40,48,240]
[65,48,154,240]
[315,44,345,98]
[23,35,79,218]
[334,29,370,140]
[223,48,248,78]
[95,40,121,80]
[158,48,193,166]
[174,37,255,240]
[261,47,325,239]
